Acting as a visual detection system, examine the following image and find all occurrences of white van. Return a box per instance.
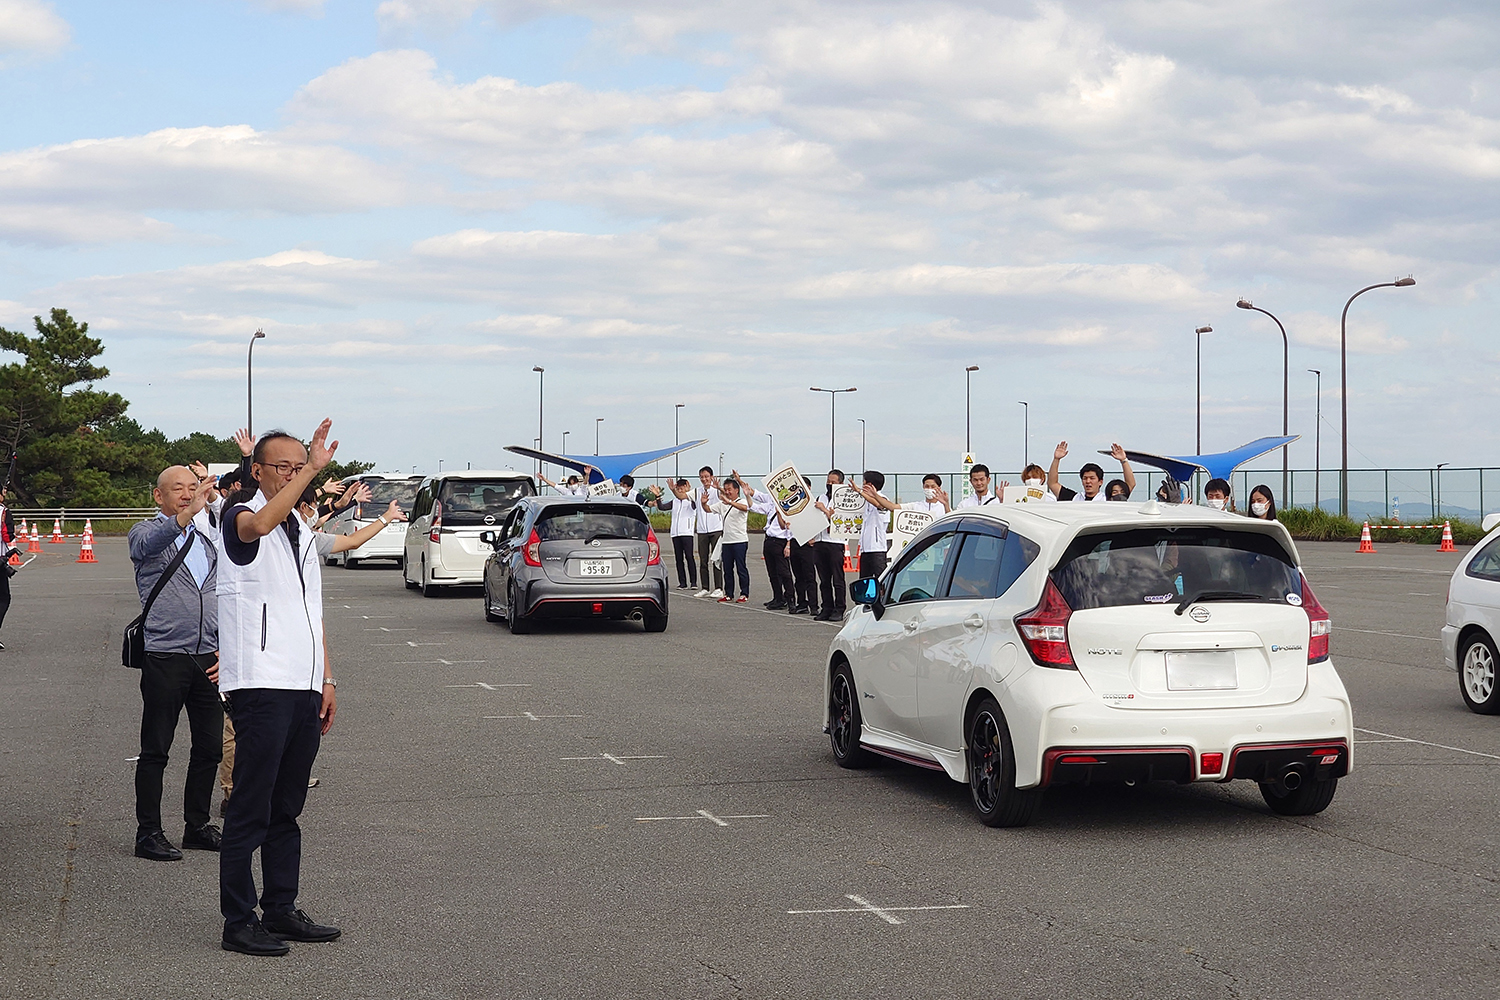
[327,475,421,568]
[403,471,537,595]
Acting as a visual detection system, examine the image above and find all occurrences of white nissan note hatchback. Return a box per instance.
[823,501,1352,827]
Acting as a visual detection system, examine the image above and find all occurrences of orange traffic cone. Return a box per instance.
[1438,521,1456,552]
[83,518,93,537]
[28,523,41,553]
[76,531,96,563]
[5,549,18,566]
[1357,522,1376,553]
[16,518,26,537]
[50,518,63,543]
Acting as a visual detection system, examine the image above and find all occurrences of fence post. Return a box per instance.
[1482,468,1486,517]
[1385,470,1389,520]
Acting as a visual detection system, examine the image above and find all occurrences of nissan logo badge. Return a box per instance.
[484,515,495,524]
[1189,606,1211,623]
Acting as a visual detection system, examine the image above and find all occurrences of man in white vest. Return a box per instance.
[214,420,349,957]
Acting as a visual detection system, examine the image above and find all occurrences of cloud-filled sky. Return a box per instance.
[1,0,1496,491]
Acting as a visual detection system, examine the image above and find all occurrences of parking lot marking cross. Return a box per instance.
[787,894,971,926]
[445,683,532,689]
[483,712,585,720]
[633,810,768,826]
[560,753,667,765]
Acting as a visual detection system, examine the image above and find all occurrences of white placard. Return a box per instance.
[1003,483,1051,503]
[887,507,935,556]
[588,479,616,497]
[827,485,865,542]
[761,463,830,545]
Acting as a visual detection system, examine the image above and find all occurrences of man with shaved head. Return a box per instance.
[127,463,223,863]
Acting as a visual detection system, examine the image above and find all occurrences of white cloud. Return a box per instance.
[246,0,327,14]
[0,0,69,54]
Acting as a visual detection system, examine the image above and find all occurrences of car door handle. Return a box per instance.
[902,620,919,633]
[963,614,985,630]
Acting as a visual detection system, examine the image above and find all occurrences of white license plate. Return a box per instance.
[1165,650,1238,691]
[579,559,613,577]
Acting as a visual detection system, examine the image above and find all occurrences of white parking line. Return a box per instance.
[787,894,971,925]
[1353,727,1500,761]
[560,753,666,765]
[692,593,844,627]
[634,810,768,826]
[484,712,584,720]
[445,682,531,689]
[1334,626,1440,642]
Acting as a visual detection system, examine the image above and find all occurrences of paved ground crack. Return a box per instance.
[1184,946,1243,999]
[697,958,745,996]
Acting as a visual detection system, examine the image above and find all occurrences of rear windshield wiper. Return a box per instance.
[1174,590,1267,615]
[583,533,638,545]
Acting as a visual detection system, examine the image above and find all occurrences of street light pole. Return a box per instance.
[809,387,857,469]
[595,418,604,456]
[1194,326,1213,455]
[532,366,545,480]
[858,419,866,472]
[1437,462,1449,519]
[562,431,569,456]
[1018,401,1028,467]
[247,329,265,435]
[965,366,979,454]
[1236,300,1289,503]
[766,433,774,472]
[1340,277,1416,517]
[674,403,684,480]
[1307,370,1321,510]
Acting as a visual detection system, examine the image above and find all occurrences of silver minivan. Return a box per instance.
[403,471,537,596]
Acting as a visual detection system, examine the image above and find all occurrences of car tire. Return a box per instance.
[1259,775,1338,816]
[966,697,1039,827]
[403,559,418,589]
[507,583,532,634]
[483,585,503,623]
[1459,632,1500,714]
[827,662,871,768]
[421,558,439,598]
[345,555,358,569]
[643,612,668,633]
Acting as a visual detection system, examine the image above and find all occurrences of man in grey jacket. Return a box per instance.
[127,466,223,862]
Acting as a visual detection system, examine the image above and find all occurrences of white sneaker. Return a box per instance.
[709,588,725,599]
[694,589,710,598]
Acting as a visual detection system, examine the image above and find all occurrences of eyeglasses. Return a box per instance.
[262,462,307,477]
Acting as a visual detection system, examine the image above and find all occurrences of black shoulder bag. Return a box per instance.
[122,531,196,669]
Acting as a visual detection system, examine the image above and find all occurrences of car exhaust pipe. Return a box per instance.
[628,609,644,623]
[1280,765,1304,791]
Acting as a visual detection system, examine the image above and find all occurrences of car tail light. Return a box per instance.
[523,528,542,567]
[646,527,661,565]
[1301,574,1330,664]
[429,500,442,543]
[1200,752,1224,775]
[1015,578,1076,669]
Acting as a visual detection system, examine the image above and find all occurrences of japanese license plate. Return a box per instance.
[579,559,613,577]
[1165,650,1238,691]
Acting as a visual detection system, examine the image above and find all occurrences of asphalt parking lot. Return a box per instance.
[2,536,1498,999]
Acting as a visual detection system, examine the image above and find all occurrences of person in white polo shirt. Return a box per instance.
[692,466,724,598]
[958,464,1003,508]
[852,470,895,579]
[656,478,698,590]
[746,478,795,611]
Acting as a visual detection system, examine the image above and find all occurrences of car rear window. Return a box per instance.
[438,479,535,524]
[359,479,417,511]
[535,504,649,542]
[1053,527,1299,611]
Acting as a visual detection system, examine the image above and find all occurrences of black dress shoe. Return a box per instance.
[765,601,788,610]
[787,605,802,615]
[183,823,222,851]
[814,610,835,622]
[262,907,342,943]
[222,919,290,956]
[135,830,183,862]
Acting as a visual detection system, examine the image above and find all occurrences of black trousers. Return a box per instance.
[696,531,723,590]
[763,536,793,604]
[220,688,322,928]
[814,541,848,614]
[0,562,10,629]
[136,652,222,836]
[791,542,819,611]
[672,535,697,588]
[859,551,889,580]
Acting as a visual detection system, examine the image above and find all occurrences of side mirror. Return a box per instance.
[479,530,498,547]
[1485,513,1500,534]
[850,576,884,618]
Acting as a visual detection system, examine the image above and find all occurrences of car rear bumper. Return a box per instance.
[1008,660,1354,789]
[518,577,669,619]
[1441,623,1460,671]
[346,531,403,560]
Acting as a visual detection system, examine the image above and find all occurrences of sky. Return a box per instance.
[1,0,1496,486]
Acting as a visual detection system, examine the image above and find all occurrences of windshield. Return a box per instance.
[1053,527,1299,611]
[438,478,535,524]
[535,504,649,542]
[354,479,418,513]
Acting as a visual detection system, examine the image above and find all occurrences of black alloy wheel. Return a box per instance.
[828,663,870,768]
[483,584,503,623]
[966,698,1039,827]
[507,582,532,634]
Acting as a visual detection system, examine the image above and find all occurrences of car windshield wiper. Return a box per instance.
[583,533,637,545]
[1174,590,1266,615]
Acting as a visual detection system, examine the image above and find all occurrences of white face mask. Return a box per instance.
[923,487,937,500]
[1251,501,1269,516]
[1024,478,1043,488]
[1208,497,1228,510]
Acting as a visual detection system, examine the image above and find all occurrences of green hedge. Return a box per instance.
[648,512,768,532]
[1277,507,1484,544]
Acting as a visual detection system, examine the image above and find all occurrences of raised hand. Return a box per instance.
[350,482,373,504]
[1110,442,1128,462]
[384,499,407,522]
[233,428,254,457]
[189,460,211,481]
[1054,440,1069,461]
[189,475,216,517]
[308,419,338,471]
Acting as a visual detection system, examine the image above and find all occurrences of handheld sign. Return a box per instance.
[1004,483,1051,503]
[828,485,865,542]
[888,507,935,556]
[587,479,616,497]
[762,462,828,545]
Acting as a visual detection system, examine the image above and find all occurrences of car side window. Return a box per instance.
[886,530,957,604]
[996,531,1041,596]
[411,483,433,519]
[1468,537,1500,581]
[945,532,1004,600]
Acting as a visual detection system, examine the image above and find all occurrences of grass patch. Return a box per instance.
[1278,507,1483,544]
[647,512,768,533]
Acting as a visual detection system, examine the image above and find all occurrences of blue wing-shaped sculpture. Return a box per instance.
[504,440,710,485]
[1099,435,1300,483]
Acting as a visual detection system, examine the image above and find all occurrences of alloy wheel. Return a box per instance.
[969,711,1003,814]
[830,673,855,757]
[1464,641,1496,703]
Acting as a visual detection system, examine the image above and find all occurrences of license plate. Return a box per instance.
[579,559,613,577]
[1165,650,1238,691]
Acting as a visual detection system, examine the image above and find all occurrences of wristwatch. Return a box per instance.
[323,677,337,688]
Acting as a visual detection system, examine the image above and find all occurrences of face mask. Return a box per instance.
[1251,501,1269,516]
[1024,478,1042,488]
[1208,498,1227,510]
[923,487,937,500]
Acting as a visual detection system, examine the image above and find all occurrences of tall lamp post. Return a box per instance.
[766,433,774,472]
[532,366,545,480]
[1307,370,1321,510]
[674,403,684,479]
[1194,326,1213,455]
[1018,401,1029,467]
[1437,462,1449,519]
[857,419,866,472]
[595,418,604,456]
[809,386,857,469]
[1341,277,1415,516]
[247,329,265,434]
[1236,300,1289,503]
[965,365,979,454]
[562,431,570,456]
